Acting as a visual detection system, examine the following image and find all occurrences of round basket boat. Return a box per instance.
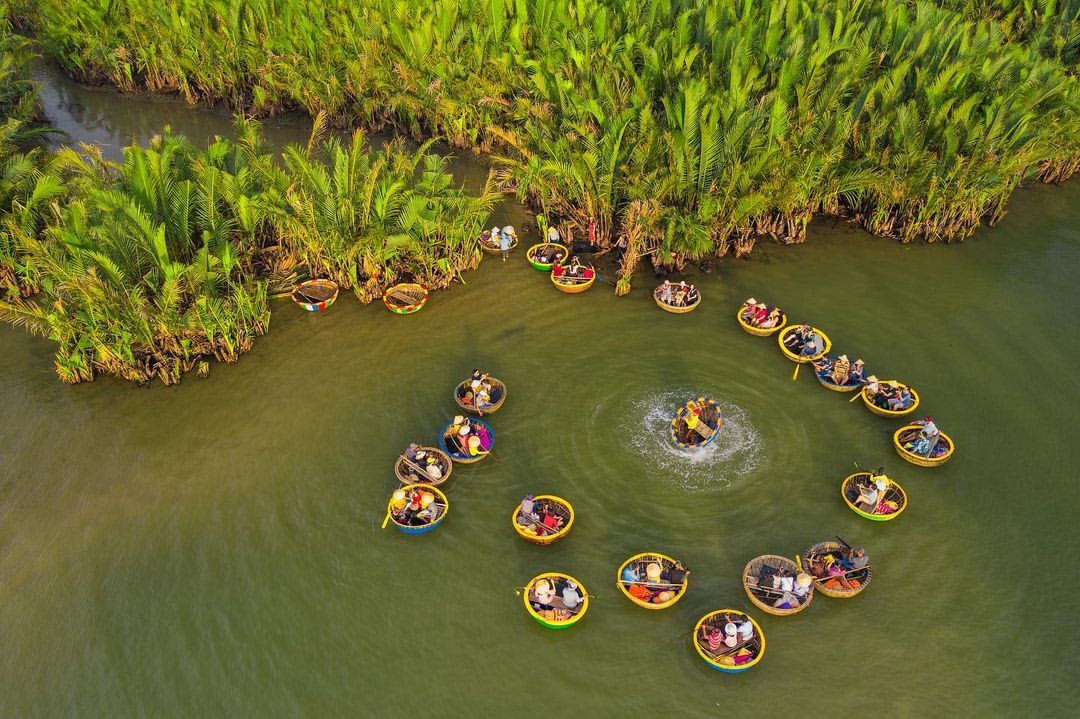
[841,472,908,521]
[551,263,596,293]
[693,610,766,673]
[382,283,428,315]
[800,541,873,599]
[511,495,574,545]
[526,242,568,271]
[777,324,832,363]
[454,377,507,415]
[742,554,814,616]
[438,417,495,464]
[616,552,690,610]
[736,304,787,336]
[479,230,518,255]
[670,397,722,449]
[814,358,865,393]
[522,572,589,629]
[654,284,701,314]
[291,278,339,312]
[893,424,955,467]
[394,446,453,487]
[385,484,448,535]
[861,381,920,417]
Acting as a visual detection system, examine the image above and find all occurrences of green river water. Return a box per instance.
[1,64,1077,717]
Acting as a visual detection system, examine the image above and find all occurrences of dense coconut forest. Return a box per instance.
[1,0,1078,382]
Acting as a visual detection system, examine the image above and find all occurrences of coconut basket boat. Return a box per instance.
[384,484,449,535]
[438,417,495,464]
[394,446,453,487]
[736,304,787,336]
[861,381,921,417]
[616,552,690,610]
[742,554,814,616]
[291,278,339,311]
[800,541,873,599]
[511,495,574,545]
[777,324,832,364]
[526,242,568,271]
[454,377,507,415]
[382,283,428,315]
[693,610,766,674]
[893,424,955,467]
[815,358,865,392]
[670,397,722,449]
[654,284,701,314]
[479,230,518,255]
[841,472,908,521]
[522,572,589,629]
[551,263,596,293]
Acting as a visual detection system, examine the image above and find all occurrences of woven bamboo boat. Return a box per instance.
[777,324,832,363]
[526,242,568,270]
[616,552,690,610]
[438,417,495,464]
[551,263,596,293]
[841,472,908,521]
[522,572,589,629]
[861,381,920,417]
[670,397,722,449]
[654,284,701,313]
[385,484,448,535]
[393,446,453,487]
[693,610,766,673]
[815,358,865,392]
[382,283,428,314]
[742,554,814,616]
[479,230,518,255]
[454,377,507,415]
[511,495,574,545]
[291,278,339,311]
[800,541,873,599]
[736,305,787,336]
[893,424,955,467]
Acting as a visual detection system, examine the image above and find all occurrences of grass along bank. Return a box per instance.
[18,0,1080,294]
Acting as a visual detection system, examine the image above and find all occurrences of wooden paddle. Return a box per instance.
[620,579,684,589]
[792,362,801,381]
[380,509,393,529]
[399,454,439,480]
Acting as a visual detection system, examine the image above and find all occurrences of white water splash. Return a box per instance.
[625,390,762,490]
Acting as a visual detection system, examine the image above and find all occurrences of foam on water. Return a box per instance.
[625,390,761,490]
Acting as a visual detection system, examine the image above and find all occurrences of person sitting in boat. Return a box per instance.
[723,621,739,648]
[518,495,539,525]
[783,324,808,350]
[490,226,500,246]
[547,224,562,245]
[773,591,800,610]
[402,488,425,524]
[760,306,782,328]
[561,580,582,612]
[531,579,557,611]
[736,618,754,643]
[704,625,725,653]
[466,433,486,458]
[864,375,881,399]
[390,488,408,519]
[906,416,941,456]
[887,385,913,411]
[673,281,689,306]
[416,491,440,523]
[813,356,832,376]
[849,359,867,384]
[405,443,422,464]
[740,297,761,322]
[685,284,700,305]
[800,329,822,357]
[475,386,492,411]
[793,573,813,601]
[830,354,852,385]
[565,256,583,277]
[839,546,869,571]
[658,280,673,303]
[425,455,443,482]
[470,369,486,392]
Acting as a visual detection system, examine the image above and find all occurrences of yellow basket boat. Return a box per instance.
[841,472,908,521]
[800,541,872,599]
[777,324,831,363]
[551,263,596,293]
[522,572,589,629]
[736,305,787,336]
[511,495,574,545]
[654,283,701,313]
[693,610,766,673]
[616,552,689,610]
[861,381,920,417]
[742,555,814,616]
[893,424,955,467]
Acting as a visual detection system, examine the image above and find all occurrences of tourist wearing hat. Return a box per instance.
[849,358,867,384]
[561,581,582,611]
[425,455,443,481]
